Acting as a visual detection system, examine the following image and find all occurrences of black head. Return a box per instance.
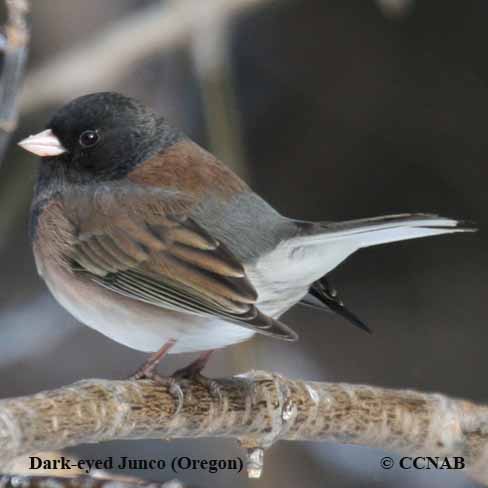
[22,92,181,183]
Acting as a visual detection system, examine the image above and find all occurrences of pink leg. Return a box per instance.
[172,350,215,379]
[131,339,177,379]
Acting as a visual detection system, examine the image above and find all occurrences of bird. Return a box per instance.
[18,92,476,380]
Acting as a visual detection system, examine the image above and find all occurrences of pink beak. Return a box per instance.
[18,129,67,157]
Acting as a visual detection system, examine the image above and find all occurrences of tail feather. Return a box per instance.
[301,278,371,334]
[295,213,476,249]
[289,214,476,335]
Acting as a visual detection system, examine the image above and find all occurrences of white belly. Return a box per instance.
[41,260,255,354]
[37,237,354,354]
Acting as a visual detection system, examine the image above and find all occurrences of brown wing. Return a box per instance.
[65,182,297,341]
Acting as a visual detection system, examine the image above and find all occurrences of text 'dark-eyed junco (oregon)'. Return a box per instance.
[18,92,476,380]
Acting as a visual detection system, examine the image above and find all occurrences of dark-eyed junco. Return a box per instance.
[18,92,475,378]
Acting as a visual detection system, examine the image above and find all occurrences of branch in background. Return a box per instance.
[0,371,487,484]
[375,0,415,19]
[1,0,275,251]
[0,0,29,165]
[190,16,250,181]
[20,0,279,114]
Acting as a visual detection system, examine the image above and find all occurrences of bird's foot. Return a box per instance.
[128,346,218,415]
[129,367,185,418]
[170,350,221,401]
[172,370,222,400]
[129,369,165,382]
[127,339,184,415]
[128,339,177,380]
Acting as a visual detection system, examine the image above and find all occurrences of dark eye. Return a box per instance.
[79,130,99,147]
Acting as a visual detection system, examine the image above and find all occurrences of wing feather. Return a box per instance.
[66,184,297,341]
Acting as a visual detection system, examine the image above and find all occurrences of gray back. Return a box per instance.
[191,192,299,263]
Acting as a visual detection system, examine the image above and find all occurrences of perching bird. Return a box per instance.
[18,92,475,379]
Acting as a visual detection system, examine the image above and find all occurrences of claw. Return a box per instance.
[167,377,184,417]
[129,370,184,417]
[180,373,222,403]
[171,349,222,405]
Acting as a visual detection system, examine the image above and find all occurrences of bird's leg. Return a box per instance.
[130,339,177,380]
[170,350,221,400]
[172,350,214,378]
[129,339,186,417]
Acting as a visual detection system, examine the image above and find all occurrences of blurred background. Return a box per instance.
[0,0,486,487]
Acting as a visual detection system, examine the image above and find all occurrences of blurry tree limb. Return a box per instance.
[190,17,249,180]
[0,0,29,165]
[0,372,487,484]
[20,0,279,113]
[375,0,414,19]
[1,0,275,249]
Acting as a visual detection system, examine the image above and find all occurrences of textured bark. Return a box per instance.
[0,371,487,483]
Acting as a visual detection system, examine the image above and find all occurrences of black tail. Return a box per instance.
[300,277,371,334]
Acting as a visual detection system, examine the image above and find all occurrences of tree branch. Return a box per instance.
[0,0,29,165]
[0,371,487,483]
[19,0,276,114]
